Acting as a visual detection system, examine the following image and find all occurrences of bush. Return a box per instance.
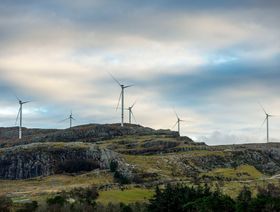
[114,171,131,184]
[66,185,99,205]
[0,195,12,212]
[110,160,119,172]
[16,201,38,212]
[236,186,252,212]
[47,195,66,206]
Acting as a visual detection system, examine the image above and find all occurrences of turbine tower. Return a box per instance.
[127,101,137,124]
[61,111,75,128]
[15,98,30,139]
[260,104,275,143]
[172,110,185,136]
[110,73,133,127]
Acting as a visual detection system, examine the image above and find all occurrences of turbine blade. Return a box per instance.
[116,91,122,111]
[72,117,76,121]
[124,85,133,89]
[259,103,267,115]
[171,121,178,129]
[22,100,31,104]
[14,94,20,102]
[108,72,121,86]
[59,117,70,123]
[173,109,179,119]
[131,111,137,123]
[131,100,137,109]
[260,117,267,128]
[15,108,20,125]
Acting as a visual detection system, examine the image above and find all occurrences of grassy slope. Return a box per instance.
[97,188,154,204]
[203,165,264,180]
[0,171,113,201]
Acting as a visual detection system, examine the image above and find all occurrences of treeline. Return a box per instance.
[1,183,280,212]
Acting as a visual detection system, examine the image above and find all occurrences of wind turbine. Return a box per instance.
[61,111,75,128]
[259,104,275,143]
[15,97,31,139]
[172,110,185,136]
[109,73,133,127]
[127,101,137,124]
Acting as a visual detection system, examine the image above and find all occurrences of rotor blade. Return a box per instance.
[259,103,267,115]
[260,117,267,128]
[15,108,20,125]
[171,121,178,129]
[124,85,133,89]
[71,117,76,121]
[14,94,20,102]
[59,117,70,123]
[22,100,31,104]
[131,111,137,123]
[173,109,179,119]
[131,100,137,109]
[108,72,121,86]
[116,91,122,111]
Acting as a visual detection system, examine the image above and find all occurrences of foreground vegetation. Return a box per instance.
[2,183,280,212]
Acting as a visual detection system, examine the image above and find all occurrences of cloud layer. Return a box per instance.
[0,0,279,144]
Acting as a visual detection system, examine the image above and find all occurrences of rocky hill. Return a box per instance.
[1,123,280,182]
[0,124,179,148]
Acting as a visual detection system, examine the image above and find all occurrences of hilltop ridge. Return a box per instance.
[0,123,181,148]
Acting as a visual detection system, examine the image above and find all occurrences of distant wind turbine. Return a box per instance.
[127,101,137,124]
[172,110,185,136]
[259,104,276,143]
[15,97,31,139]
[60,111,75,128]
[109,73,133,127]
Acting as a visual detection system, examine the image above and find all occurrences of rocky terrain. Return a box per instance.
[1,123,280,205]
[1,124,280,181]
[0,142,120,179]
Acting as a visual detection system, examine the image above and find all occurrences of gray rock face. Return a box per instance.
[0,142,118,179]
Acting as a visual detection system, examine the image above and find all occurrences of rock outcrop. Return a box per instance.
[0,142,119,179]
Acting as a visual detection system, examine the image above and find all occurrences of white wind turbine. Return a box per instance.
[110,73,133,127]
[60,111,75,129]
[259,104,276,143]
[172,110,185,136]
[15,97,31,139]
[127,101,137,124]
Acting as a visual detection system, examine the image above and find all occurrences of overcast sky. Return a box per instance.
[0,0,279,145]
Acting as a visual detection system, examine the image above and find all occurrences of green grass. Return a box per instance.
[0,171,114,200]
[203,165,264,180]
[97,188,154,204]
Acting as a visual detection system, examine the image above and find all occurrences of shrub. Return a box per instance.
[114,171,131,184]
[110,160,119,172]
[67,185,99,205]
[16,201,38,212]
[0,195,12,212]
[47,195,66,206]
